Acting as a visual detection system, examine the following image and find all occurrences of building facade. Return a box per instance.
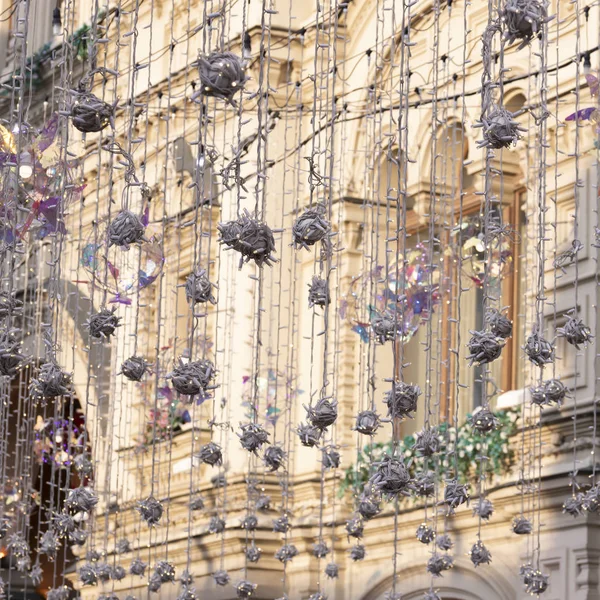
[0,0,599,598]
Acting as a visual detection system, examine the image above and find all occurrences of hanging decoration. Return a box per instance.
[0,0,596,597]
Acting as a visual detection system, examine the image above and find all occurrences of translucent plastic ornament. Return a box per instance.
[340,243,440,344]
[80,216,164,304]
[451,214,512,288]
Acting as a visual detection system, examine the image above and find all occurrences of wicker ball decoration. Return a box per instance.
[64,487,98,514]
[167,358,216,398]
[469,540,492,567]
[423,592,441,600]
[384,381,422,420]
[236,579,257,599]
[245,544,262,563]
[74,454,94,476]
[442,479,470,509]
[512,516,533,535]
[8,534,29,563]
[120,356,151,381]
[240,515,258,531]
[413,427,440,457]
[85,548,101,562]
[86,307,121,340]
[52,513,75,537]
[306,397,338,430]
[500,0,550,49]
[530,378,568,407]
[292,205,331,250]
[308,276,330,308]
[416,523,435,544]
[345,515,364,539]
[148,573,163,592]
[0,292,23,320]
[426,554,454,577]
[370,309,401,344]
[467,330,505,365]
[46,587,71,600]
[369,454,414,499]
[478,105,524,149]
[558,315,593,349]
[181,572,195,589]
[273,515,292,533]
[524,568,549,594]
[0,334,29,377]
[524,329,555,366]
[136,495,163,526]
[107,210,147,249]
[185,269,217,306]
[321,445,341,469]
[297,422,322,446]
[353,410,382,436]
[189,497,205,511]
[39,530,60,557]
[197,442,223,466]
[177,587,198,600]
[69,528,87,546]
[350,544,366,562]
[238,422,270,454]
[275,544,299,564]
[562,493,585,517]
[312,541,330,558]
[115,538,131,554]
[414,472,436,497]
[272,515,291,533]
[29,361,72,401]
[213,570,230,586]
[208,516,226,534]
[28,565,43,587]
[307,593,327,600]
[79,564,97,586]
[469,406,499,433]
[357,493,382,520]
[218,211,277,269]
[263,445,286,471]
[520,564,535,589]
[197,52,246,101]
[71,90,114,133]
[486,308,513,339]
[324,563,339,579]
[256,494,271,511]
[472,498,494,520]
[436,534,453,551]
[130,558,147,576]
[94,563,112,583]
[583,484,600,512]
[111,565,127,581]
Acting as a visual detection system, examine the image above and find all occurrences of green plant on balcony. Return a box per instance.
[339,406,520,499]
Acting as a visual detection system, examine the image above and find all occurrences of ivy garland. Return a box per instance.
[339,406,520,499]
[2,23,91,94]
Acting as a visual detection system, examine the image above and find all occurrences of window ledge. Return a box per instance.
[497,387,530,409]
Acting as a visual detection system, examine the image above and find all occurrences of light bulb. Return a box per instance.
[18,152,33,180]
[52,7,62,36]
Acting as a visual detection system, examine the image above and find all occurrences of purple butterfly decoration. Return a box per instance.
[158,386,173,401]
[565,107,597,122]
[565,75,599,128]
[351,323,370,343]
[37,196,66,237]
[109,293,132,306]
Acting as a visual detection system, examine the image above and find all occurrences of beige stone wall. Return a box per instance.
[1,0,597,597]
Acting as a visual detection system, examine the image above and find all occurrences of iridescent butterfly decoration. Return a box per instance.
[565,74,600,146]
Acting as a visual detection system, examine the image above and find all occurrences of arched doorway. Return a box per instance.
[363,559,514,600]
